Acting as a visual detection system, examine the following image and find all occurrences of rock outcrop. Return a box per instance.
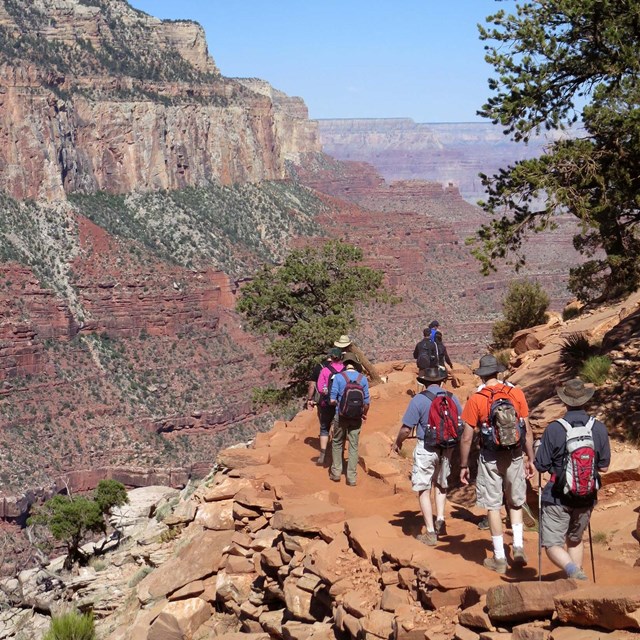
[0,0,321,200]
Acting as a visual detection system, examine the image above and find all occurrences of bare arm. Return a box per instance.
[391,425,412,454]
[523,418,536,479]
[459,422,474,485]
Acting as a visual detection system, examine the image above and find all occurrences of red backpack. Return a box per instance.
[422,390,462,448]
[554,417,600,502]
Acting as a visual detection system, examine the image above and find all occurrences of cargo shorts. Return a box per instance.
[476,449,526,510]
[412,441,453,492]
[540,502,593,548]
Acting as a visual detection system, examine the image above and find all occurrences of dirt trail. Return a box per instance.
[269,366,640,588]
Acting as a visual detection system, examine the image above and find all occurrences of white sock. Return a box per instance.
[512,522,524,548]
[492,535,505,559]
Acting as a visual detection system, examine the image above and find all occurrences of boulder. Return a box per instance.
[137,529,234,604]
[271,497,346,534]
[194,500,234,530]
[361,609,395,640]
[147,598,211,640]
[512,622,550,639]
[345,515,400,561]
[217,448,270,470]
[459,598,493,632]
[202,477,254,502]
[486,580,578,623]
[380,585,412,612]
[163,501,197,526]
[554,585,640,630]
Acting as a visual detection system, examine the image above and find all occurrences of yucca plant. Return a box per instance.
[560,332,596,371]
[580,356,612,386]
[44,611,95,640]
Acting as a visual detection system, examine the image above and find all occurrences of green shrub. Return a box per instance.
[128,566,153,588]
[562,305,582,321]
[492,279,550,348]
[580,356,612,385]
[560,332,596,371]
[44,611,95,640]
[493,348,511,368]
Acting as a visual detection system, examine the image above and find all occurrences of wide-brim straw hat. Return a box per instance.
[417,367,447,384]
[556,379,595,406]
[334,335,352,348]
[473,354,506,377]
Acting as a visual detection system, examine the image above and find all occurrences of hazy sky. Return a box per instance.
[129,0,516,123]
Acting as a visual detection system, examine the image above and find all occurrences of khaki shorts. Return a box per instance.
[540,502,593,548]
[476,449,526,510]
[412,441,453,492]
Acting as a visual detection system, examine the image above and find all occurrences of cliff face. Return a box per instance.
[316,118,569,201]
[0,0,320,200]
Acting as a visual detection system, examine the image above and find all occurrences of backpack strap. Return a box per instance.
[557,416,595,434]
[326,363,338,376]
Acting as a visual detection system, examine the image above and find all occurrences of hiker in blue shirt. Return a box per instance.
[392,368,463,546]
[329,354,370,486]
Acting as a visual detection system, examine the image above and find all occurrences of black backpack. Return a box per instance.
[416,340,439,371]
[338,372,366,419]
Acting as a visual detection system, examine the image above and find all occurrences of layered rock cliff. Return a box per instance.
[0,0,320,200]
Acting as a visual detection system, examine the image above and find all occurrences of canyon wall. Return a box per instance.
[0,0,320,200]
[316,118,571,201]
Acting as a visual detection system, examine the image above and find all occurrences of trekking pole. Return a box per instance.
[533,438,542,582]
[537,472,542,582]
[588,520,596,583]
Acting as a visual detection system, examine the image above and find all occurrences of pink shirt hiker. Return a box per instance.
[316,361,345,396]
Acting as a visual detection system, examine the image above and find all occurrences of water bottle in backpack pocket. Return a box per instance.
[554,417,600,502]
[422,390,463,448]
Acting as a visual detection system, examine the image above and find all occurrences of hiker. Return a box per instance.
[314,348,345,466]
[459,354,536,574]
[329,354,370,486]
[434,330,453,374]
[534,379,610,580]
[391,367,463,545]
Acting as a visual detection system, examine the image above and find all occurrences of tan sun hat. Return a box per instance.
[334,334,352,348]
[556,378,595,407]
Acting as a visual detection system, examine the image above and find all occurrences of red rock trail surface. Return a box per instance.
[264,364,640,593]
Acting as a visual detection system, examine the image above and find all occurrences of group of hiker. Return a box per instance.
[307,322,611,581]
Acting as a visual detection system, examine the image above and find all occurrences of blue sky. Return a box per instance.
[129,1,515,123]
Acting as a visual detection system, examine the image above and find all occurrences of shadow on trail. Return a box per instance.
[389,510,424,537]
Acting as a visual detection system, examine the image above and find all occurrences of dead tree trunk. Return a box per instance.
[347,343,383,386]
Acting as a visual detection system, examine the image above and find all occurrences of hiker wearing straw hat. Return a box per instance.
[534,378,610,581]
[459,354,536,574]
[392,367,464,546]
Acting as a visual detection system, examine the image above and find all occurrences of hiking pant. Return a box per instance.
[330,416,362,483]
[317,404,336,437]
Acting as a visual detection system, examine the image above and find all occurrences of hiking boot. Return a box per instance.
[483,555,507,574]
[512,546,528,567]
[329,474,340,482]
[434,519,447,536]
[416,531,437,546]
[316,450,326,466]
[346,479,357,487]
[567,567,588,580]
[477,516,490,530]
